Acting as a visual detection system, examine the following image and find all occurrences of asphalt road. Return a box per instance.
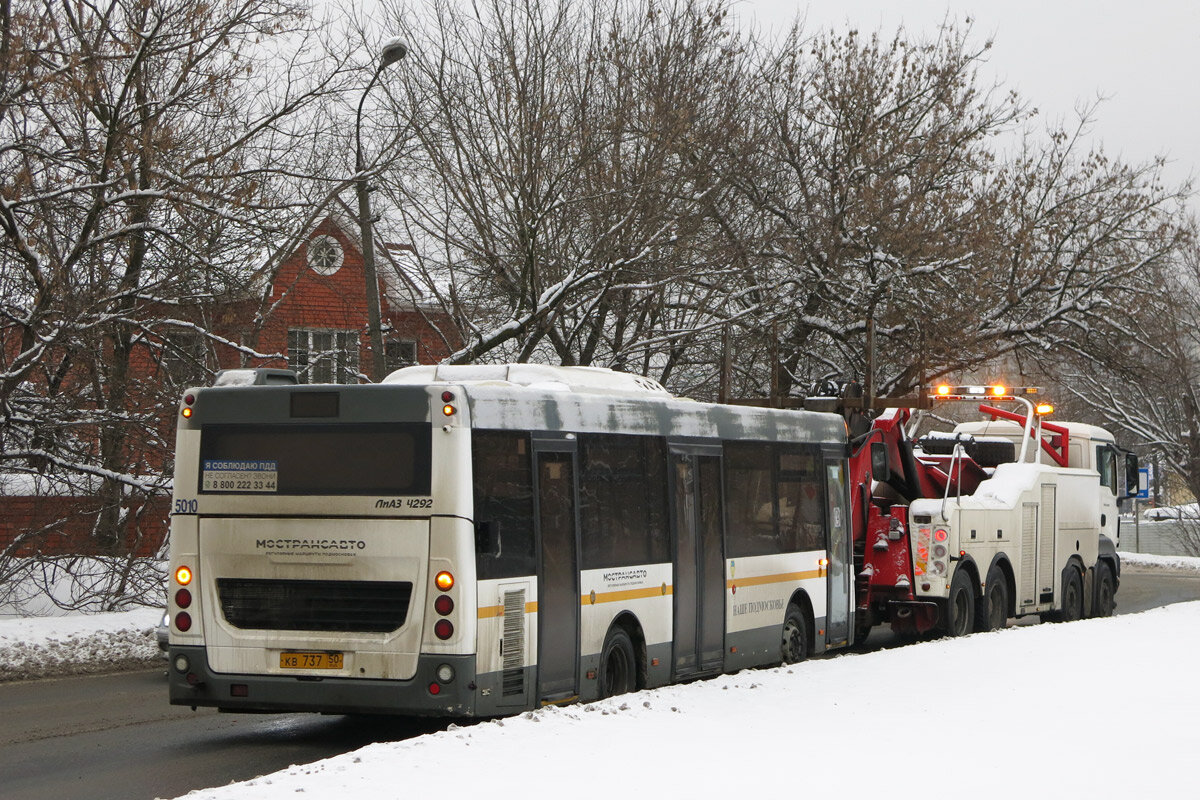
[0,671,448,800]
[1111,563,1200,613]
[2,566,1197,800]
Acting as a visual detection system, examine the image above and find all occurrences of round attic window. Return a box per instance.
[307,235,344,276]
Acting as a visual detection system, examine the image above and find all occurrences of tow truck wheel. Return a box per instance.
[1051,567,1084,623]
[974,565,1009,632]
[945,570,976,637]
[1094,562,1115,617]
[781,604,809,664]
[852,618,873,650]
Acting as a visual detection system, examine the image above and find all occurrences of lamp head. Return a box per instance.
[380,38,408,69]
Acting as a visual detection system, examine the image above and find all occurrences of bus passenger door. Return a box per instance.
[670,450,725,678]
[824,459,852,647]
[534,445,579,704]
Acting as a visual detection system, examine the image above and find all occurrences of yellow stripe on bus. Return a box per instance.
[580,585,673,606]
[477,601,538,619]
[477,570,820,617]
[727,569,824,589]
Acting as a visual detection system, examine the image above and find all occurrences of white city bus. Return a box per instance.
[166,364,854,716]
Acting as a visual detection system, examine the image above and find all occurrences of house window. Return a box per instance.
[287,328,360,384]
[160,329,210,389]
[385,338,418,371]
[306,235,344,276]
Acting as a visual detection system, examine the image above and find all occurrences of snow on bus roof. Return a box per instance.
[383,364,845,443]
[383,364,672,397]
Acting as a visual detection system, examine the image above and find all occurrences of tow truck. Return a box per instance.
[809,384,1138,640]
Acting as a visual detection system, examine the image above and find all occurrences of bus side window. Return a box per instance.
[579,434,669,569]
[472,431,536,580]
[725,441,777,558]
[777,446,825,552]
[475,521,500,558]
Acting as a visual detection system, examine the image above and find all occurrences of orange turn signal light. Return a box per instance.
[175,565,192,586]
[435,571,454,591]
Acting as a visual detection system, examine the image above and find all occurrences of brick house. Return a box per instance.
[1,216,459,559]
[246,214,458,383]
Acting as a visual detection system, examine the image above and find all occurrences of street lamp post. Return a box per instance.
[355,38,408,382]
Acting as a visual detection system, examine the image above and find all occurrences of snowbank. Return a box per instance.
[1120,551,1200,573]
[0,607,161,681]
[174,600,1200,800]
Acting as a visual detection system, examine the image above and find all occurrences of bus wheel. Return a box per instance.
[1094,562,1115,617]
[945,570,975,637]
[598,627,636,698]
[973,565,1009,632]
[1052,567,1084,622]
[781,604,808,664]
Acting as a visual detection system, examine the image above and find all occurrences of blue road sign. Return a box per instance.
[1137,467,1150,500]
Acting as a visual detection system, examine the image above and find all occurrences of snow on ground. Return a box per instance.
[0,606,161,681]
[1120,551,1200,573]
[177,600,1200,800]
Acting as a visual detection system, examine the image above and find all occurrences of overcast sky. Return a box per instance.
[740,0,1199,210]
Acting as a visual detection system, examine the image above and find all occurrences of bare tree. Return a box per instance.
[719,24,1029,399]
[373,0,755,386]
[0,0,355,605]
[1052,230,1198,491]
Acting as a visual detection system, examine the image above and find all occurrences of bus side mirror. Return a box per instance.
[1123,453,1140,499]
[871,442,890,480]
[475,521,500,558]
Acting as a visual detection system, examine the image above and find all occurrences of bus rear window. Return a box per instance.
[199,423,431,495]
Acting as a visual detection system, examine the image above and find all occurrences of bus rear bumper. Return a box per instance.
[167,646,476,717]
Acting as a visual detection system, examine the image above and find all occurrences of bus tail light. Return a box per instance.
[428,682,441,695]
[175,588,192,608]
[434,620,453,640]
[434,595,454,615]
[175,612,193,632]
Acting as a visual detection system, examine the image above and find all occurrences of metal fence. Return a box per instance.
[1118,519,1198,556]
